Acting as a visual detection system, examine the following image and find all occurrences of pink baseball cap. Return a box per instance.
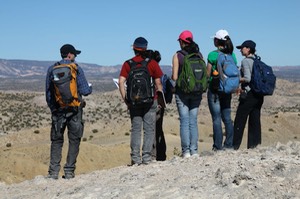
[178,30,193,43]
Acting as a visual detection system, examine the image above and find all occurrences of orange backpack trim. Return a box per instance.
[53,63,81,108]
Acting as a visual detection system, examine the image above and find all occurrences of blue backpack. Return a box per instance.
[249,56,276,96]
[217,52,240,93]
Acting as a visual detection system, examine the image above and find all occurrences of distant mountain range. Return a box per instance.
[0,58,298,82]
[0,58,173,79]
[0,58,120,78]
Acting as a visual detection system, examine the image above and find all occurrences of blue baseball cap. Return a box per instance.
[133,37,148,51]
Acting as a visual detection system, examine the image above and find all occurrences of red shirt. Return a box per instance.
[119,55,163,99]
[119,55,163,79]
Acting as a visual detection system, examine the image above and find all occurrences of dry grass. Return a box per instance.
[0,78,299,184]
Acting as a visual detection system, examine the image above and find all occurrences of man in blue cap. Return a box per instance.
[119,37,163,165]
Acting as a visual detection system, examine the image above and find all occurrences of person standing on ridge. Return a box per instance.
[45,44,92,179]
[172,30,204,158]
[207,29,237,151]
[233,40,264,150]
[145,50,172,162]
[119,37,163,165]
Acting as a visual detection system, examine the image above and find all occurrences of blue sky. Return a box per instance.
[0,0,299,67]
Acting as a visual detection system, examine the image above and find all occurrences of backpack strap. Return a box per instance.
[126,59,136,69]
[177,50,188,56]
[127,58,150,69]
[70,63,78,75]
[141,58,150,68]
[247,55,260,61]
[177,50,187,69]
[216,51,224,71]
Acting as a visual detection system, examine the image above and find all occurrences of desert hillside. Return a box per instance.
[0,141,299,199]
[0,78,299,186]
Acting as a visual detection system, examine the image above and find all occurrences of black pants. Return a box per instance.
[48,108,84,175]
[233,90,264,149]
[152,108,167,161]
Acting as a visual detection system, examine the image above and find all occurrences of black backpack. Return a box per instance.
[161,74,174,104]
[126,58,155,106]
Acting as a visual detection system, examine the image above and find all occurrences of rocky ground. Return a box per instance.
[0,141,299,199]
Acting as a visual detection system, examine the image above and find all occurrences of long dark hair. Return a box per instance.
[133,49,147,57]
[133,49,162,64]
[215,36,234,54]
[182,38,200,54]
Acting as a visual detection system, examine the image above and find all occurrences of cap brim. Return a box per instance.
[133,46,146,51]
[75,50,81,55]
[236,45,243,49]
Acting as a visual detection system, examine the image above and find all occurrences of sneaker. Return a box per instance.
[128,160,141,166]
[142,160,153,165]
[62,172,75,179]
[182,152,191,158]
[223,147,234,151]
[191,153,199,158]
[46,173,59,180]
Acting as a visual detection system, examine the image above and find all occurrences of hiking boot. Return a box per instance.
[62,172,75,179]
[46,173,59,180]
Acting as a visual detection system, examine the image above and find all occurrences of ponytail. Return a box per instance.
[219,36,234,54]
[183,39,200,54]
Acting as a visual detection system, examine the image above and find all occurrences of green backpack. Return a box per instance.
[177,51,207,94]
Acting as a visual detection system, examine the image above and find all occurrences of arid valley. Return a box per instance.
[0,74,299,198]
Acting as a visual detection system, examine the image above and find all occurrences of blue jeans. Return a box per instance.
[207,90,233,150]
[129,100,157,164]
[175,91,202,155]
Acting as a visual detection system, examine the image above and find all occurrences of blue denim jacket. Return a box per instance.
[45,59,92,112]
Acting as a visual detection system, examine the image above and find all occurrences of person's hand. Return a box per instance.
[235,88,242,96]
[51,109,57,114]
[124,98,131,108]
[81,100,86,108]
